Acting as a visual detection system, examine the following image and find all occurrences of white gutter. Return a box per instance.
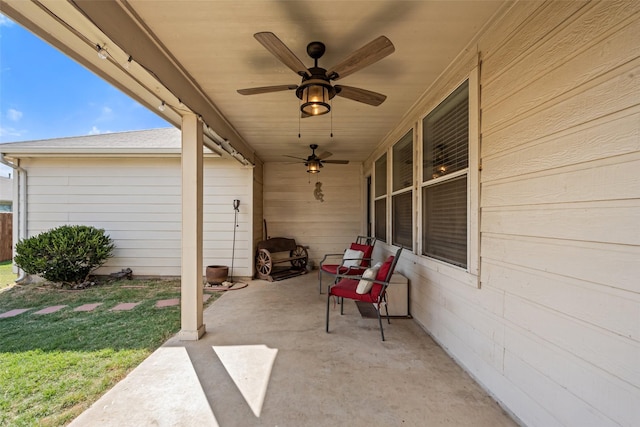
[0,154,27,283]
[203,124,254,167]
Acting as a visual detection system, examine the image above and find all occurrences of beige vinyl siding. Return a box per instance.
[252,158,265,272]
[23,156,253,277]
[477,2,640,425]
[364,1,640,426]
[0,176,12,205]
[204,159,252,278]
[263,162,363,266]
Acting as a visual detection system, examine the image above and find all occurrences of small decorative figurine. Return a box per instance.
[314,181,325,202]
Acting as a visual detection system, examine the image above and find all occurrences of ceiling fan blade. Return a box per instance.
[254,32,311,77]
[237,85,298,95]
[283,155,307,161]
[326,36,395,81]
[335,85,387,106]
[322,160,350,164]
[317,151,333,160]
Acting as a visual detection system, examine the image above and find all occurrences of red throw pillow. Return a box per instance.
[375,256,394,282]
[350,242,374,267]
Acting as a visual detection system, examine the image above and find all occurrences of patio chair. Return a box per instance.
[318,236,377,294]
[326,246,403,341]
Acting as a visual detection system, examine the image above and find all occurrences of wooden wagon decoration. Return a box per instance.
[255,237,308,281]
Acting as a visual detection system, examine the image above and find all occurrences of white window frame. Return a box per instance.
[417,66,480,287]
[391,129,414,250]
[373,153,388,243]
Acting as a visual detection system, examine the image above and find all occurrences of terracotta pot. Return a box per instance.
[206,265,229,285]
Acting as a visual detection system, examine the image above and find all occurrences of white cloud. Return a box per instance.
[95,105,114,123]
[88,126,101,135]
[0,14,14,27]
[7,108,22,122]
[0,126,24,138]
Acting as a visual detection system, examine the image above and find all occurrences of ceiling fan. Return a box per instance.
[285,144,349,173]
[237,32,395,117]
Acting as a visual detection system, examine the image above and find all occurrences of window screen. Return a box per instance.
[393,130,413,192]
[375,198,386,242]
[422,175,467,267]
[392,192,412,248]
[375,154,387,197]
[423,80,468,182]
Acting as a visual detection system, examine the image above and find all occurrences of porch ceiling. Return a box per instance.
[2,0,507,164]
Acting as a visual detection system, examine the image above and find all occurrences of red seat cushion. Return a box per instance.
[329,278,379,303]
[376,256,394,281]
[349,243,374,267]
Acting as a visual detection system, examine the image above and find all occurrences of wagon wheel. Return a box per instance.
[256,249,273,277]
[290,245,308,269]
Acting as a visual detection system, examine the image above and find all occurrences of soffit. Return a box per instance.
[3,0,507,165]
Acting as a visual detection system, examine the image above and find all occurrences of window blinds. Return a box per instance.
[422,80,469,182]
[422,176,467,268]
[393,192,412,248]
[393,130,413,192]
[375,198,387,242]
[375,154,387,197]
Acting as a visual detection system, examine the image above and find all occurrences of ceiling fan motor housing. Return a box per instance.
[304,144,323,171]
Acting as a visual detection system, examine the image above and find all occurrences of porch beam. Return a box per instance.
[70,0,255,164]
[179,114,205,340]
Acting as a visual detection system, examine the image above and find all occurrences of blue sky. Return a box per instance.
[0,14,170,176]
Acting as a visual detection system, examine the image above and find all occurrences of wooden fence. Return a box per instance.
[0,213,12,261]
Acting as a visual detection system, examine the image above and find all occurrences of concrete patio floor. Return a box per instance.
[70,274,518,427]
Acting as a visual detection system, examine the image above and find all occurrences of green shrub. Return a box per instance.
[14,225,115,285]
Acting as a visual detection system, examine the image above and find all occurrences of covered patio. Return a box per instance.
[2,1,638,426]
[70,274,516,427]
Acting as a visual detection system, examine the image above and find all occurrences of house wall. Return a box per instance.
[365,1,640,426]
[21,156,253,278]
[252,158,265,262]
[263,162,364,266]
[0,176,12,211]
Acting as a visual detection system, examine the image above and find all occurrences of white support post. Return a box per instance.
[179,114,205,340]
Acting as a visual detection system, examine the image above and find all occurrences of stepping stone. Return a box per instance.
[156,298,180,308]
[111,302,140,311]
[34,305,67,315]
[0,308,31,318]
[74,303,103,312]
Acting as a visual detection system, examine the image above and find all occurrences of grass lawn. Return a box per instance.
[0,278,221,426]
[0,260,17,290]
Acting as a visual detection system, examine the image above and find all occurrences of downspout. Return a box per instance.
[0,154,27,283]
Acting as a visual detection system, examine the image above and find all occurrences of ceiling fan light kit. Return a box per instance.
[298,79,333,116]
[285,144,349,174]
[306,159,321,173]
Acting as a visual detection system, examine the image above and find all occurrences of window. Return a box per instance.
[422,80,469,268]
[375,198,386,242]
[374,154,387,242]
[393,192,412,247]
[375,154,387,197]
[422,176,467,266]
[392,130,413,248]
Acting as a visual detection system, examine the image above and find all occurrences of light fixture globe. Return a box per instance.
[296,77,335,116]
[306,159,321,173]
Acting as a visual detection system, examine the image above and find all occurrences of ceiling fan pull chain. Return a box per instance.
[299,100,302,138]
[330,102,333,138]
